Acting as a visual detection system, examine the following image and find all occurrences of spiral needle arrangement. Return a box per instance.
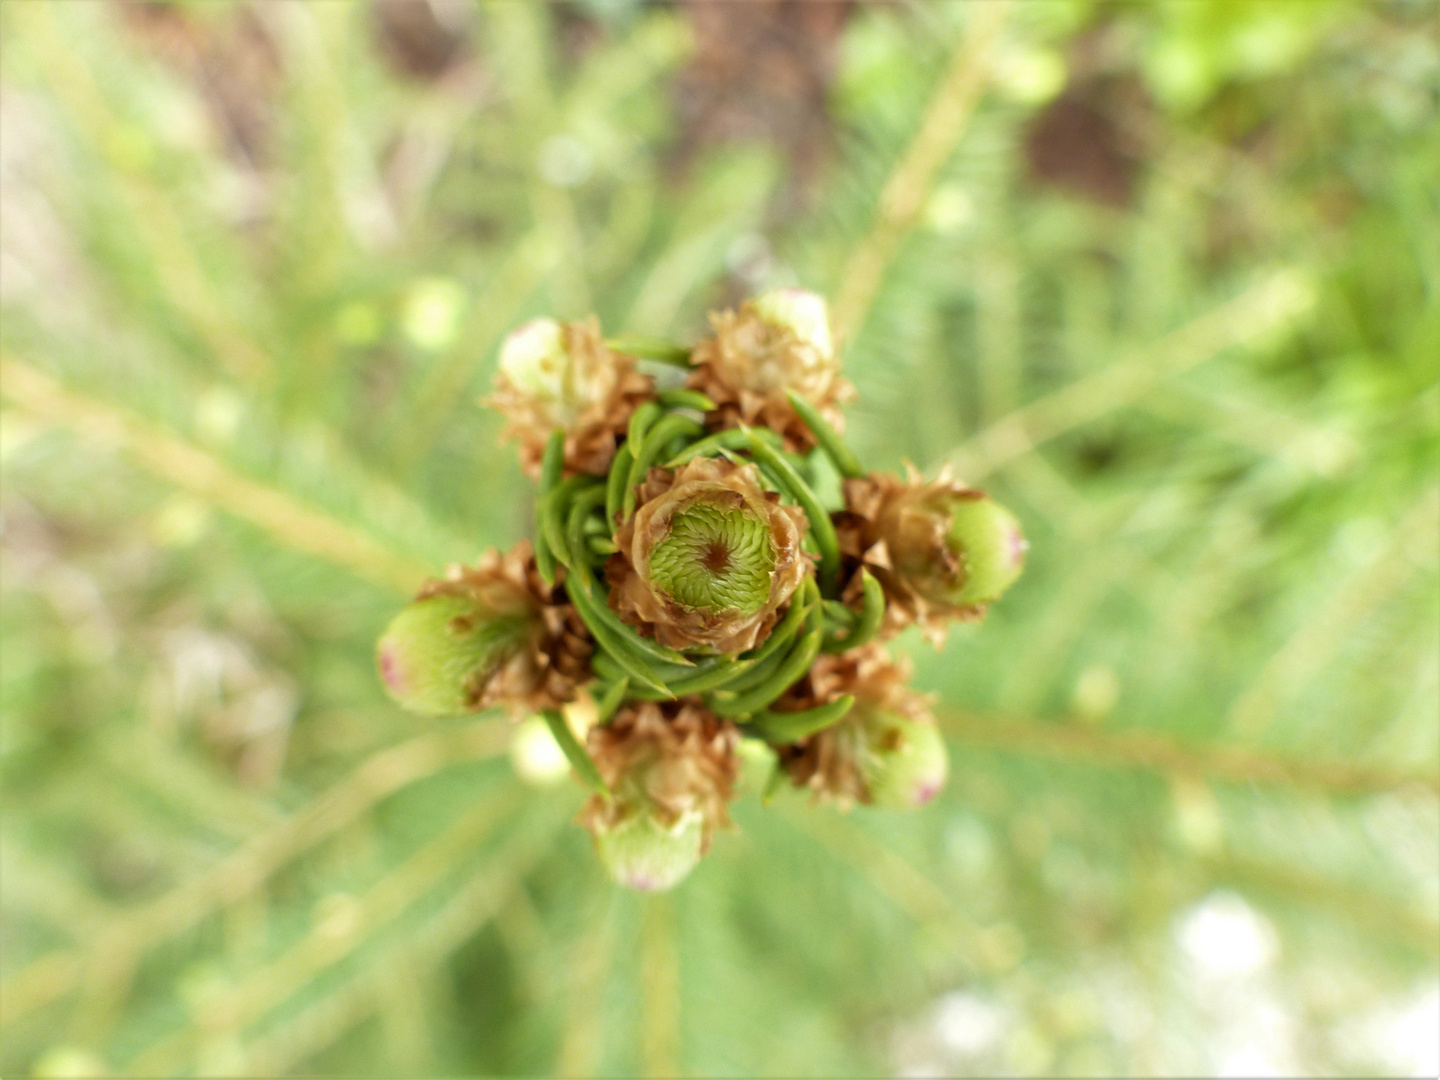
[377,290,1026,889]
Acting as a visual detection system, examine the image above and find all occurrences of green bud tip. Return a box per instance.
[376,595,527,717]
[649,501,775,616]
[948,497,1027,606]
[594,809,705,891]
[864,715,949,810]
[498,318,567,401]
[752,287,833,359]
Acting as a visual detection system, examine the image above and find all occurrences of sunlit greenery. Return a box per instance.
[2,1,1436,1076]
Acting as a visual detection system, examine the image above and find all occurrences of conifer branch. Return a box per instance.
[831,1,1010,346]
[122,783,534,1074]
[1227,486,1440,736]
[0,722,510,1031]
[0,354,430,595]
[940,710,1440,797]
[945,271,1317,481]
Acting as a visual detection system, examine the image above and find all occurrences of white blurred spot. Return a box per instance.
[1072,664,1120,721]
[925,184,974,235]
[1358,984,1440,1077]
[933,991,1007,1057]
[539,134,594,188]
[401,277,466,351]
[1177,891,1278,979]
[194,387,244,447]
[725,232,775,286]
[510,715,571,787]
[992,46,1067,106]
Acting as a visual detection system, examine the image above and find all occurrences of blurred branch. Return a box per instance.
[0,354,429,594]
[0,720,509,1032]
[640,894,681,1079]
[555,891,621,1078]
[782,806,1001,976]
[1205,852,1440,958]
[831,0,1009,346]
[11,3,272,383]
[1141,384,1362,477]
[1228,486,1440,736]
[940,710,1440,797]
[245,802,569,1076]
[944,271,1317,482]
[391,229,556,469]
[123,781,531,1074]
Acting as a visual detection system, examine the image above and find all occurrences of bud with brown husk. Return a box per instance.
[486,316,653,479]
[688,288,855,453]
[835,465,1026,646]
[376,541,591,717]
[776,644,948,810]
[606,457,811,655]
[579,701,740,890]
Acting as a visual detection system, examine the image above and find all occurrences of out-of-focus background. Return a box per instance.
[1,0,1437,1076]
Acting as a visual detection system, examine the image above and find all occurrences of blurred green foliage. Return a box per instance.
[1,1,1436,1076]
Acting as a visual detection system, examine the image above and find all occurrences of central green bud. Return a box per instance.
[648,502,774,616]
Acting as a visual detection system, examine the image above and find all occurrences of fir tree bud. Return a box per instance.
[593,808,706,891]
[688,290,854,452]
[837,468,1026,644]
[497,318,570,412]
[608,457,809,654]
[946,496,1027,605]
[860,712,949,809]
[777,645,948,809]
[376,594,530,717]
[376,543,592,718]
[579,702,740,890]
[751,287,835,364]
[487,317,652,478]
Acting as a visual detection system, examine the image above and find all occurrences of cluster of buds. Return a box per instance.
[377,290,1026,889]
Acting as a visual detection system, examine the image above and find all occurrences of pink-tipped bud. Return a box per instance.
[593,808,705,891]
[947,496,1027,606]
[751,287,835,363]
[376,595,528,717]
[861,713,949,809]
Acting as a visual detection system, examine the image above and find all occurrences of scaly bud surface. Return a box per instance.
[377,542,591,717]
[777,644,948,809]
[688,290,853,452]
[608,457,810,654]
[594,809,706,891]
[487,316,652,478]
[377,596,528,717]
[947,496,1027,605]
[836,466,1026,645]
[580,702,740,890]
[861,712,949,809]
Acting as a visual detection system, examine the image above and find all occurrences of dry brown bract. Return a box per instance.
[417,540,591,714]
[486,317,653,479]
[579,701,740,848]
[687,300,854,452]
[606,457,810,654]
[835,464,988,647]
[775,644,933,807]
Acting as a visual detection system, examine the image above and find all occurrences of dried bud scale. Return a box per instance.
[487,317,653,479]
[836,465,1027,646]
[688,289,855,453]
[378,291,1024,886]
[377,541,591,718]
[580,701,740,890]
